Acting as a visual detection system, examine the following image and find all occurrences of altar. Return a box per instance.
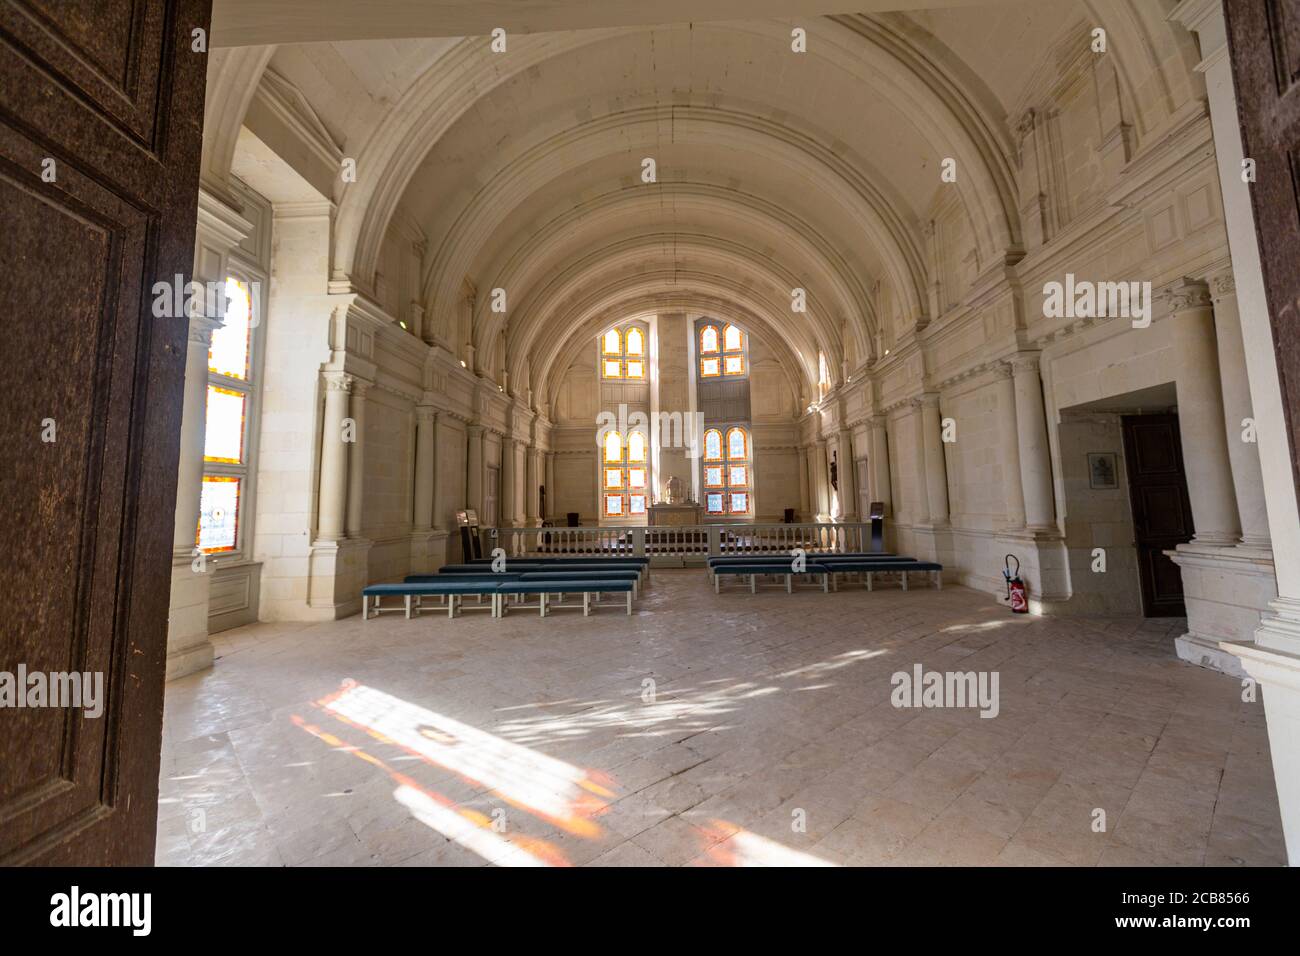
[648,503,702,527]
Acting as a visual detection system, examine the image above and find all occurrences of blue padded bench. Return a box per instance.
[362,581,501,620]
[710,562,832,594]
[496,578,636,616]
[440,561,647,583]
[519,569,640,599]
[465,557,650,580]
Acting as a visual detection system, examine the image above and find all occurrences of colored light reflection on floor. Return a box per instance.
[700,821,838,867]
[292,711,573,866]
[315,681,614,837]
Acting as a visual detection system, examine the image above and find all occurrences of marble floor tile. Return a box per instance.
[156,571,1284,867]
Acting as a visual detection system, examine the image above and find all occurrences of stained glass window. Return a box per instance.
[723,324,743,351]
[700,325,719,353]
[704,429,722,460]
[597,325,651,517]
[209,277,251,380]
[197,475,240,553]
[203,386,246,463]
[604,430,623,463]
[727,427,747,460]
[706,493,724,515]
[199,272,260,554]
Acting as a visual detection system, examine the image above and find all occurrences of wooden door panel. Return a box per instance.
[0,0,210,864]
[1122,413,1195,618]
[1225,0,1300,509]
[0,0,168,145]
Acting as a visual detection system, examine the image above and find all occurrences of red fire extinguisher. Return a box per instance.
[1004,554,1028,613]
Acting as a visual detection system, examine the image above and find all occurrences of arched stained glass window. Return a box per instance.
[600,429,648,518]
[700,320,745,377]
[601,324,647,379]
[700,325,719,354]
[704,428,723,461]
[727,427,747,460]
[706,425,752,516]
[628,430,647,463]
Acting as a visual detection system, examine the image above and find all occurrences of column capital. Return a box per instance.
[918,392,942,408]
[466,423,484,437]
[869,413,888,429]
[991,360,1016,380]
[323,370,353,392]
[1209,269,1237,302]
[415,404,439,424]
[350,377,372,398]
[186,313,223,346]
[1008,353,1042,376]
[1159,277,1213,315]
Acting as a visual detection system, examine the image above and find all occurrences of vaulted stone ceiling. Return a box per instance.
[206,0,1200,410]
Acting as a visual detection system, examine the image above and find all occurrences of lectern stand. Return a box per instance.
[456,510,483,560]
[869,501,885,553]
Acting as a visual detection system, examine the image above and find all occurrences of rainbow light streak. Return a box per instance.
[314,681,614,837]
[291,713,572,867]
[700,820,838,867]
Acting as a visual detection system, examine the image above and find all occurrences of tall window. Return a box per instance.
[703,425,751,516]
[601,324,646,379]
[602,428,649,518]
[699,322,746,377]
[198,276,255,553]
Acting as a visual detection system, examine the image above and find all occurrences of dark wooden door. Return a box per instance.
[1225,0,1300,511]
[0,0,210,864]
[1121,415,1195,617]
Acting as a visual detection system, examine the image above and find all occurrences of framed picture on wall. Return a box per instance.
[1087,452,1119,490]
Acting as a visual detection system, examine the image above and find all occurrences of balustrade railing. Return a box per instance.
[485,523,871,558]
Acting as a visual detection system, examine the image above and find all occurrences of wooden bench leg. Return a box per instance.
[786,574,792,594]
[583,592,591,616]
[750,574,756,594]
[935,570,942,590]
[714,575,719,594]
[626,590,632,615]
[902,571,909,591]
[404,594,413,619]
[821,573,829,593]
[447,594,457,619]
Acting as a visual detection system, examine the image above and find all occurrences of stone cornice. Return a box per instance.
[254,68,343,172]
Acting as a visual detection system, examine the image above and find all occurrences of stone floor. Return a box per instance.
[156,570,1286,866]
